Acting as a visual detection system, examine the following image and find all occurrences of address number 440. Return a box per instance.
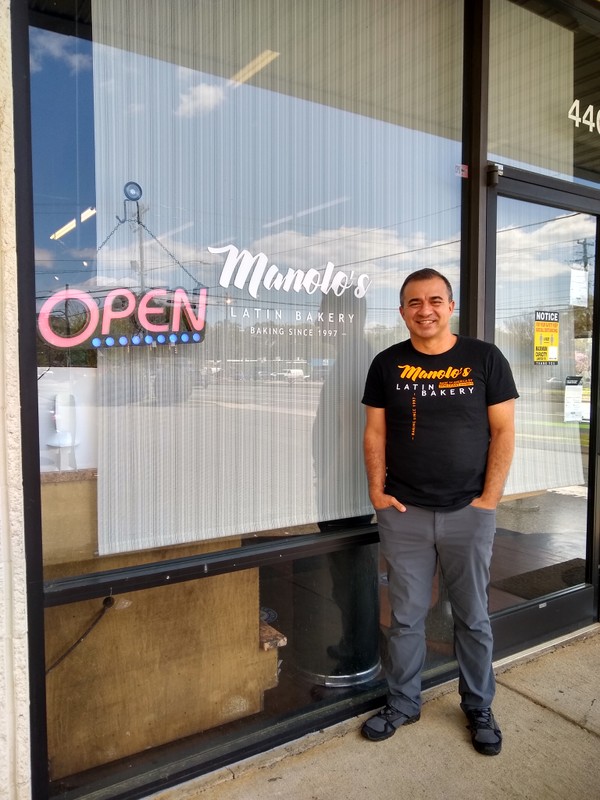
[568,99,600,132]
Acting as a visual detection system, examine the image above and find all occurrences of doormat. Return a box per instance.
[492,558,586,600]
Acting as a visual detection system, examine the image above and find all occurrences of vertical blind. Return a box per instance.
[90,0,463,553]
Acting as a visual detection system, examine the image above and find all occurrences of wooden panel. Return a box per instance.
[45,568,280,779]
[41,472,98,565]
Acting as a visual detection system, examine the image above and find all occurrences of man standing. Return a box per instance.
[361,268,518,755]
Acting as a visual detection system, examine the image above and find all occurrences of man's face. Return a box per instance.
[399,277,455,344]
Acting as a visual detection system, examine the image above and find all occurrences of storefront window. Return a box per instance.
[34,0,463,569]
[30,0,464,793]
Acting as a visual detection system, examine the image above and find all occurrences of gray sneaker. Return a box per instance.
[361,704,420,741]
[464,707,502,755]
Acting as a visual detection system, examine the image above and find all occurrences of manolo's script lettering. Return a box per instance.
[209,244,371,300]
[397,364,472,381]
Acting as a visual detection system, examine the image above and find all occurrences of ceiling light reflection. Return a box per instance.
[80,207,96,223]
[50,218,76,241]
[230,50,279,86]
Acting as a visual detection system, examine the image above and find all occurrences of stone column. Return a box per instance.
[0,0,32,797]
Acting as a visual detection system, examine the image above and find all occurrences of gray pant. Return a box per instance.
[376,503,496,715]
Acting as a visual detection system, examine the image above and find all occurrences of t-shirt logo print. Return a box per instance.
[396,363,476,440]
[396,363,475,395]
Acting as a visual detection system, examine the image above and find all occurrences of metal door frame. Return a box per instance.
[486,163,600,656]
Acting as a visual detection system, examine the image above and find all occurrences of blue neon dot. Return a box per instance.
[131,335,141,345]
[169,334,178,343]
[192,332,201,342]
[119,336,128,346]
[180,333,190,343]
[105,337,115,347]
[144,335,154,345]
[157,334,166,344]
[92,338,102,348]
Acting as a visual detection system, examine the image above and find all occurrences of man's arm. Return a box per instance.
[364,405,406,512]
[470,398,516,510]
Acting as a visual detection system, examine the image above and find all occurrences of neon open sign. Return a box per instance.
[38,286,208,349]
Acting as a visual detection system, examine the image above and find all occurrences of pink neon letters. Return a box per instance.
[38,286,207,348]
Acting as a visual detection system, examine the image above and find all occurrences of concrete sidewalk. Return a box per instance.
[156,627,600,800]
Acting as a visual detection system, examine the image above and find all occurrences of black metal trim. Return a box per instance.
[529,0,600,34]
[460,0,491,339]
[13,2,50,798]
[44,527,379,606]
[494,165,600,213]
[484,166,499,341]
[587,214,600,614]
[492,586,596,657]
[29,8,92,39]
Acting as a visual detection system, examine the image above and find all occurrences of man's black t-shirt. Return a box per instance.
[361,336,519,511]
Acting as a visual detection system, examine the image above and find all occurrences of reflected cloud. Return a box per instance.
[497,212,596,281]
[176,83,225,117]
[30,29,92,74]
[35,247,57,268]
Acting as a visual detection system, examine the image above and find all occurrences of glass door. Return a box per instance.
[489,183,599,648]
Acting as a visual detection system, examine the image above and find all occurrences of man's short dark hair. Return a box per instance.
[399,268,453,306]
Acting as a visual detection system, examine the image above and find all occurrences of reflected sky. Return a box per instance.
[496,198,596,326]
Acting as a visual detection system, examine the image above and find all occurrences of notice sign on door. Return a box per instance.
[534,311,559,365]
